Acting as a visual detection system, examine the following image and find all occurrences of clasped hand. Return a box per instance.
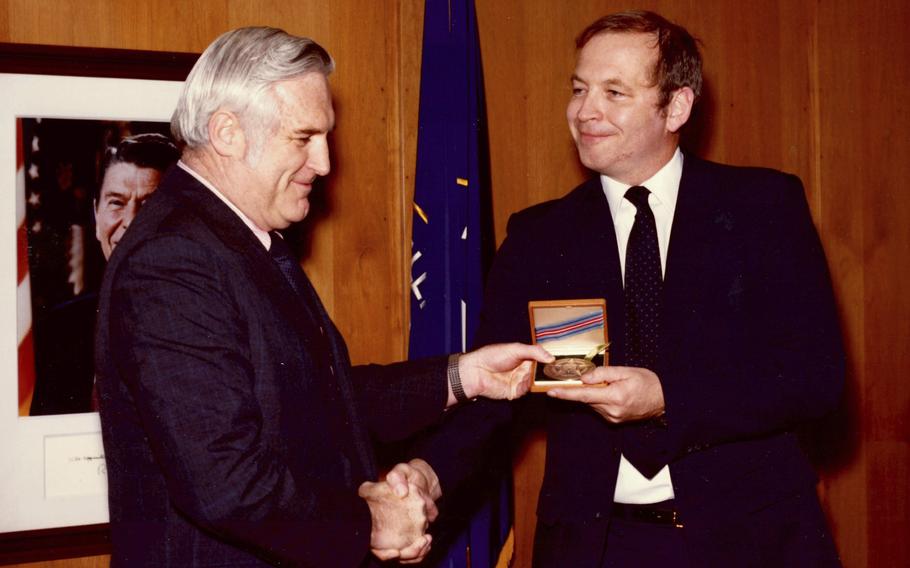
[360,459,440,563]
[547,365,665,423]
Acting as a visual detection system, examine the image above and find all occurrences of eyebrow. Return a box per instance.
[570,74,633,91]
[292,124,335,136]
[101,188,130,200]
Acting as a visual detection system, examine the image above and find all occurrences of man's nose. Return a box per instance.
[576,92,602,121]
[309,142,331,177]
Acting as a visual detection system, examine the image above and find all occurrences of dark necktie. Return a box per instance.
[268,231,323,327]
[268,231,307,297]
[268,233,370,482]
[623,186,662,369]
[620,186,667,479]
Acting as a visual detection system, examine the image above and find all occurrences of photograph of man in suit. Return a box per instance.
[409,10,846,567]
[29,132,179,416]
[94,27,551,568]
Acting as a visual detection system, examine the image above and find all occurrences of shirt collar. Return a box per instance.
[601,147,684,221]
[178,161,272,250]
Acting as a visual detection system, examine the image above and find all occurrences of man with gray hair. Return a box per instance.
[95,27,551,567]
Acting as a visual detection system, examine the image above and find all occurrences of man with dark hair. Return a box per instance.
[30,132,179,416]
[95,26,551,567]
[94,132,181,260]
[408,10,844,567]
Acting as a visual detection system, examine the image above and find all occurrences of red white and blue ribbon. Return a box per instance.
[535,311,605,343]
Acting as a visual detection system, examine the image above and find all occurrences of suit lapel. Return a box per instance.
[661,155,719,367]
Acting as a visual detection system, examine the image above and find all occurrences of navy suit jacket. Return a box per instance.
[96,167,448,567]
[420,154,845,566]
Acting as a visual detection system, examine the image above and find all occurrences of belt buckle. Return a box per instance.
[650,508,683,528]
[613,502,684,528]
[671,510,684,529]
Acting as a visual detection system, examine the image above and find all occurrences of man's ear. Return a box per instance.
[208,110,246,158]
[93,198,101,242]
[665,87,695,134]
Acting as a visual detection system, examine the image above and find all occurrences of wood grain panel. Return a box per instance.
[838,1,910,566]
[7,557,108,568]
[814,3,870,566]
[399,0,425,336]
[319,0,408,363]
[4,0,227,51]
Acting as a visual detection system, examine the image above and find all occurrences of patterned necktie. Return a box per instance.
[623,185,662,369]
[268,231,307,297]
[268,235,366,481]
[268,231,322,327]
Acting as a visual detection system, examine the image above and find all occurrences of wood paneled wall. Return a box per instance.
[474,1,909,567]
[1,1,907,567]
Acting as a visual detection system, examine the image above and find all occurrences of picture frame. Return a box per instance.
[0,42,198,562]
[528,298,608,392]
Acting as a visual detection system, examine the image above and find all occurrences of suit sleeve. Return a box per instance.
[659,174,846,460]
[350,356,449,444]
[108,235,371,568]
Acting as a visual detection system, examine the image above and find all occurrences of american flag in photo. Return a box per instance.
[534,311,605,343]
[16,118,36,416]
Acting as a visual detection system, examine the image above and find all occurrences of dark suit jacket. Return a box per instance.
[96,167,448,567]
[30,292,98,415]
[420,154,845,566]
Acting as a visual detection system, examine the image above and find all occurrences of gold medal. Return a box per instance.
[543,357,595,380]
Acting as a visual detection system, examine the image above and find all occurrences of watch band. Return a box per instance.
[447,353,468,403]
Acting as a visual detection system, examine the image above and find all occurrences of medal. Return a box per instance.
[543,357,595,380]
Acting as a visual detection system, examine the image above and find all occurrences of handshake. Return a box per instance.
[359,342,553,562]
[358,459,441,563]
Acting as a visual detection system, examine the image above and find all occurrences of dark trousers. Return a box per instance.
[601,518,690,568]
[532,492,840,567]
[532,516,688,568]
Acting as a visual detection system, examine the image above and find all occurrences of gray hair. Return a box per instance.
[171,27,334,150]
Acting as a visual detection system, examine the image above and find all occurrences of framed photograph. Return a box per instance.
[0,42,197,559]
[528,299,608,392]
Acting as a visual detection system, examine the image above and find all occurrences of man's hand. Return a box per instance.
[370,459,441,563]
[546,366,665,423]
[456,343,554,402]
[384,459,441,522]
[358,480,428,554]
[371,533,433,564]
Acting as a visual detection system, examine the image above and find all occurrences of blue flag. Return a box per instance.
[409,0,509,566]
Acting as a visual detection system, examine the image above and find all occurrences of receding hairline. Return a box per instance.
[571,31,663,89]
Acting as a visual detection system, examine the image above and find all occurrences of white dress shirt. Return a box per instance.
[601,148,683,504]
